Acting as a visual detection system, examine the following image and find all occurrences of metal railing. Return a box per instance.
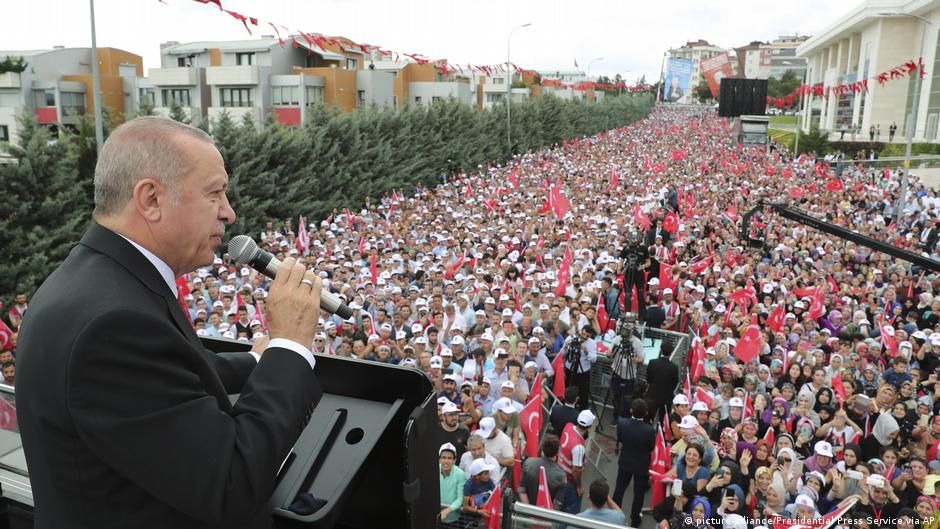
[508,501,635,529]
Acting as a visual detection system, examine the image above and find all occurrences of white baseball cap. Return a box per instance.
[441,402,460,414]
[678,415,698,429]
[478,417,497,438]
[501,380,515,390]
[439,442,457,456]
[691,402,709,413]
[729,397,744,407]
[429,356,443,368]
[494,397,516,414]
[469,458,496,476]
[663,288,673,295]
[794,494,815,509]
[577,410,596,427]
[672,394,690,406]
[814,440,834,458]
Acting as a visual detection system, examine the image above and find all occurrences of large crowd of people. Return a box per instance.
[5,104,940,528]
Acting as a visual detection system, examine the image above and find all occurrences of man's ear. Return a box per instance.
[133,178,164,222]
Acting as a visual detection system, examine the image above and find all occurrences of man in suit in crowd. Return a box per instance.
[17,117,324,529]
[646,341,679,421]
[549,385,580,436]
[612,399,656,528]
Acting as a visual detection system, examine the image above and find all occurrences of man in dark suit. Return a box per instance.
[645,341,679,421]
[17,117,324,529]
[549,385,580,436]
[613,399,655,527]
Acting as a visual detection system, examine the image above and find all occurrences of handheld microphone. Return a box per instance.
[227,235,353,319]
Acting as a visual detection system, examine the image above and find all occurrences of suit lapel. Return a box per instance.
[80,223,232,410]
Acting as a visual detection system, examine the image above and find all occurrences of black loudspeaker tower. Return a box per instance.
[718,78,768,117]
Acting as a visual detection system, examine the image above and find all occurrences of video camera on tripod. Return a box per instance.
[610,312,644,380]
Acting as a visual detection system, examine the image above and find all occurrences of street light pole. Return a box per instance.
[507,22,532,157]
[783,60,807,154]
[880,12,932,219]
[89,0,104,151]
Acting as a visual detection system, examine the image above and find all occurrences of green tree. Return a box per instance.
[767,70,802,98]
[693,79,713,104]
[798,126,830,155]
[168,98,190,124]
[0,117,92,300]
[135,96,156,118]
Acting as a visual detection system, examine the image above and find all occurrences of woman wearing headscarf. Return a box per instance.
[821,309,846,336]
[861,412,900,460]
[746,466,773,516]
[717,427,740,463]
[761,397,792,431]
[814,387,834,413]
[915,495,939,529]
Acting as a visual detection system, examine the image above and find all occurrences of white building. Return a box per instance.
[668,40,729,88]
[797,0,940,139]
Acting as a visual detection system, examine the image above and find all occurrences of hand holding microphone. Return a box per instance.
[228,235,353,319]
[265,257,322,347]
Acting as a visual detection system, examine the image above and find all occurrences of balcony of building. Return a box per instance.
[206,65,260,86]
[147,67,200,86]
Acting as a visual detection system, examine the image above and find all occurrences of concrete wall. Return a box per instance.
[356,70,394,107]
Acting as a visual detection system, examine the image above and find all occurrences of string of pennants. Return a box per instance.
[167,0,654,93]
[766,56,925,108]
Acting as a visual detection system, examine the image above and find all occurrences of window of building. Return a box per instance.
[346,58,358,70]
[305,87,324,105]
[161,88,191,107]
[272,86,299,106]
[0,125,8,142]
[60,92,86,116]
[177,55,194,67]
[357,90,366,106]
[432,96,442,104]
[235,52,255,66]
[220,87,253,107]
[35,89,55,107]
[486,93,505,103]
[414,96,422,105]
[493,77,504,85]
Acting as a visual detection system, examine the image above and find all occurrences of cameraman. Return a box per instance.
[609,314,645,420]
[564,326,599,411]
[619,231,651,322]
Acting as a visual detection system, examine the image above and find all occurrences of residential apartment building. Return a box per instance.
[735,36,809,80]
[366,53,472,108]
[797,0,940,139]
[0,46,142,145]
[143,36,394,127]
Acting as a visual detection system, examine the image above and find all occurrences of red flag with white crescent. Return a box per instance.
[520,393,542,458]
[484,484,502,529]
[551,353,565,399]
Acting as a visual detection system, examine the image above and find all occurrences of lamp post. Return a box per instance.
[506,22,532,156]
[879,12,931,219]
[89,0,104,151]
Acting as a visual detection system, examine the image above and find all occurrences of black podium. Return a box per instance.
[181,338,441,529]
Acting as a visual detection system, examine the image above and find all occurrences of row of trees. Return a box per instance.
[0,93,653,299]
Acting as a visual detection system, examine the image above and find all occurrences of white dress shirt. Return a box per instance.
[119,235,315,369]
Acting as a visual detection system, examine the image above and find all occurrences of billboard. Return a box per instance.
[663,58,693,104]
[701,54,735,98]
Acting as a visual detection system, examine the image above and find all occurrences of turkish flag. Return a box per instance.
[767,304,785,333]
[694,387,714,408]
[648,426,671,508]
[690,342,706,382]
[807,292,825,320]
[659,263,675,293]
[510,167,520,190]
[357,236,366,255]
[671,149,687,162]
[551,186,569,219]
[0,399,15,431]
[369,253,378,285]
[633,206,652,231]
[0,318,14,350]
[551,353,565,399]
[662,211,679,233]
[609,167,620,190]
[528,373,542,404]
[743,393,754,420]
[691,254,714,275]
[520,395,543,458]
[881,325,899,356]
[443,252,466,280]
[534,465,554,526]
[832,372,846,405]
[484,485,502,529]
[825,179,845,191]
[762,425,775,447]
[597,293,610,332]
[734,316,762,364]
[827,274,839,294]
[723,206,739,222]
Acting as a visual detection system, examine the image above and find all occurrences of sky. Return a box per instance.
[3,0,861,82]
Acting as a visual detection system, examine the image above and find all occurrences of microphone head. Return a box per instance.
[228,235,259,265]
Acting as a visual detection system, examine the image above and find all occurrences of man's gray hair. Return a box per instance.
[93,116,214,216]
